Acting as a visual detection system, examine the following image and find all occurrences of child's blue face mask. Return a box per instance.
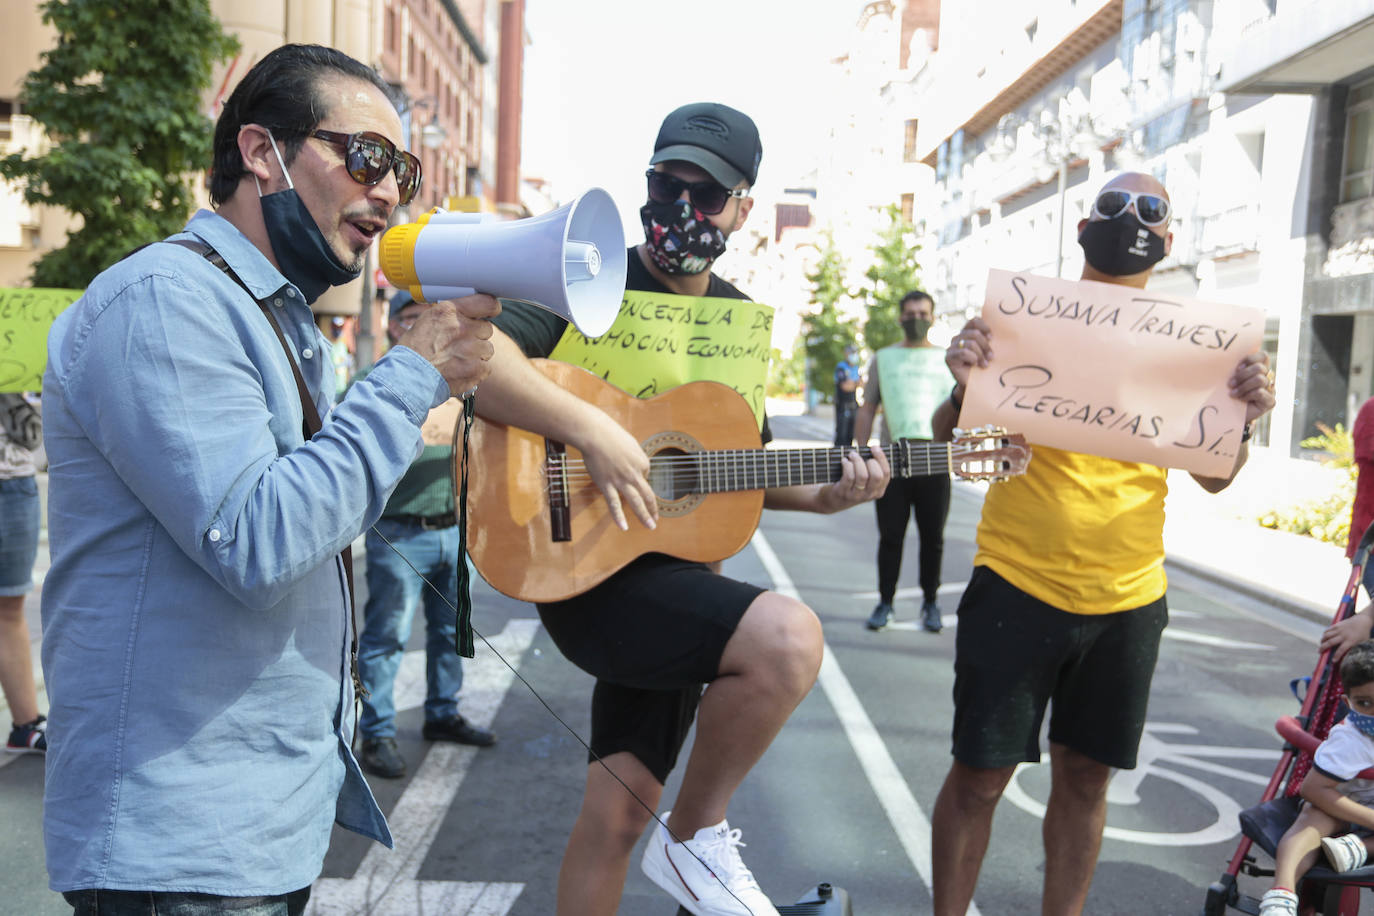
[1346,704,1374,738]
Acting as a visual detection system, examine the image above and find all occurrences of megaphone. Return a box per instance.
[379,187,626,338]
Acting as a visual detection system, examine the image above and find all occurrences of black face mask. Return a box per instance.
[1078,212,1167,277]
[901,316,931,342]
[639,199,728,275]
[258,132,362,303]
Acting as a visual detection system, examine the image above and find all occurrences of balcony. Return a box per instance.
[914,0,1123,165]
[1218,0,1374,93]
[1195,201,1263,258]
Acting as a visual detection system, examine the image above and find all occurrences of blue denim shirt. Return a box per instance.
[41,210,447,894]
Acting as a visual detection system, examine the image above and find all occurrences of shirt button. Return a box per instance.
[208,529,222,542]
[286,288,296,298]
[302,348,314,359]
[273,297,284,308]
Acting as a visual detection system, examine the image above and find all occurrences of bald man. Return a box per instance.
[927,172,1277,916]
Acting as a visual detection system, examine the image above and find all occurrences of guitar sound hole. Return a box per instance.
[648,447,700,501]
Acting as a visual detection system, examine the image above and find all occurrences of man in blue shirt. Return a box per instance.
[41,44,498,914]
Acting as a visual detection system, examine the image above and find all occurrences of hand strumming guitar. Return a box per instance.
[573,410,659,532]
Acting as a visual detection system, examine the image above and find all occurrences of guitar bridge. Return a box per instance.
[545,439,571,542]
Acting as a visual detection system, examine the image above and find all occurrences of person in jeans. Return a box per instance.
[0,392,44,753]
[356,291,496,780]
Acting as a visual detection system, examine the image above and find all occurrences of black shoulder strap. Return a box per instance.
[165,238,367,696]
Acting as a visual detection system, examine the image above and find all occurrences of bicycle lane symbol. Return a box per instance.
[1002,722,1279,847]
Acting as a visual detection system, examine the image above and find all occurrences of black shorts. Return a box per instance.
[537,553,765,784]
[951,565,1168,770]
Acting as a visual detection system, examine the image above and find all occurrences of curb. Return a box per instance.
[1164,552,1340,625]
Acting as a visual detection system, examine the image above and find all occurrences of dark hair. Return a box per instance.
[900,289,934,310]
[209,44,395,206]
[1343,640,1374,690]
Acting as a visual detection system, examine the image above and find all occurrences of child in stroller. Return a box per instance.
[1262,641,1374,914]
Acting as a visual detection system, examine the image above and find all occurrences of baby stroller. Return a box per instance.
[1202,523,1374,915]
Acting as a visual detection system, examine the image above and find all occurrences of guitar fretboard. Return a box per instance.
[671,442,953,495]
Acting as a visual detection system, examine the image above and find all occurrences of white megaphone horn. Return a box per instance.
[378,187,626,338]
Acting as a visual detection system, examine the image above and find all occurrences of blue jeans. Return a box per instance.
[0,475,39,595]
[358,519,464,738]
[63,888,310,915]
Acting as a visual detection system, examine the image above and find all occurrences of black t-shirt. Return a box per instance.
[491,246,771,441]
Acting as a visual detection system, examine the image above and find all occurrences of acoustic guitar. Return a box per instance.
[466,359,1030,603]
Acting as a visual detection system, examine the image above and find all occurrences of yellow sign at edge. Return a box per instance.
[0,288,82,392]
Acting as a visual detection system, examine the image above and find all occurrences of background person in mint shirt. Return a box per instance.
[853,290,952,633]
[353,292,497,782]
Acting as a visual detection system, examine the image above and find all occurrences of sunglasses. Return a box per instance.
[645,170,748,216]
[1093,189,1171,227]
[311,130,422,205]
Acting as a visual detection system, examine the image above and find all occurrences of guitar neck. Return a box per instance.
[687,442,951,494]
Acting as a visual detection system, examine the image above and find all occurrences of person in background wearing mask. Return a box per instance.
[834,344,861,447]
[927,172,1277,916]
[853,290,950,633]
[40,44,499,913]
[353,291,497,783]
[472,102,891,916]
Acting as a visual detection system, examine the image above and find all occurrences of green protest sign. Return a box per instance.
[0,288,82,392]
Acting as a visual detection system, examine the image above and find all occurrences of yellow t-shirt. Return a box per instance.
[975,444,1168,614]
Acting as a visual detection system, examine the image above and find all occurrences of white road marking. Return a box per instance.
[1161,628,1273,650]
[852,582,969,601]
[307,618,540,916]
[750,531,981,915]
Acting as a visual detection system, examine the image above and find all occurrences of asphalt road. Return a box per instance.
[0,412,1355,915]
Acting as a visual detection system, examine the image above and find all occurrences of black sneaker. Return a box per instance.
[6,715,47,754]
[359,737,406,779]
[921,599,944,633]
[422,715,496,747]
[866,602,894,630]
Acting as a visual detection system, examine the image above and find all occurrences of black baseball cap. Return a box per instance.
[649,102,762,189]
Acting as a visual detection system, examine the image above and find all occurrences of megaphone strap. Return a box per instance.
[451,393,476,658]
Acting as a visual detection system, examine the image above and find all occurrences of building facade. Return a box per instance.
[896,0,1374,456]
[1216,0,1374,450]
[0,0,526,325]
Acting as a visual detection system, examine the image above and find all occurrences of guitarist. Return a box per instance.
[474,103,891,916]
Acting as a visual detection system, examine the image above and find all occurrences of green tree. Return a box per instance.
[861,203,923,351]
[801,231,861,402]
[0,0,238,289]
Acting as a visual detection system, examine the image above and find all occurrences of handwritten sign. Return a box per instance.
[0,288,82,392]
[958,270,1264,478]
[549,289,774,426]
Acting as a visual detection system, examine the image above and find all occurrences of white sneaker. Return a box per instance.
[1258,888,1297,915]
[640,811,780,916]
[1323,832,1368,872]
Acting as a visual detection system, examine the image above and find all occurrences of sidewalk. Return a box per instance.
[1162,449,1354,621]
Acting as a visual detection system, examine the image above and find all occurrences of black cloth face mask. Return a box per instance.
[639,199,728,275]
[257,131,362,303]
[901,316,931,343]
[1078,212,1167,277]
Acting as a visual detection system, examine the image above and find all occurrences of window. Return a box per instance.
[0,99,12,142]
[1342,81,1374,202]
[900,193,914,224]
[903,119,918,163]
